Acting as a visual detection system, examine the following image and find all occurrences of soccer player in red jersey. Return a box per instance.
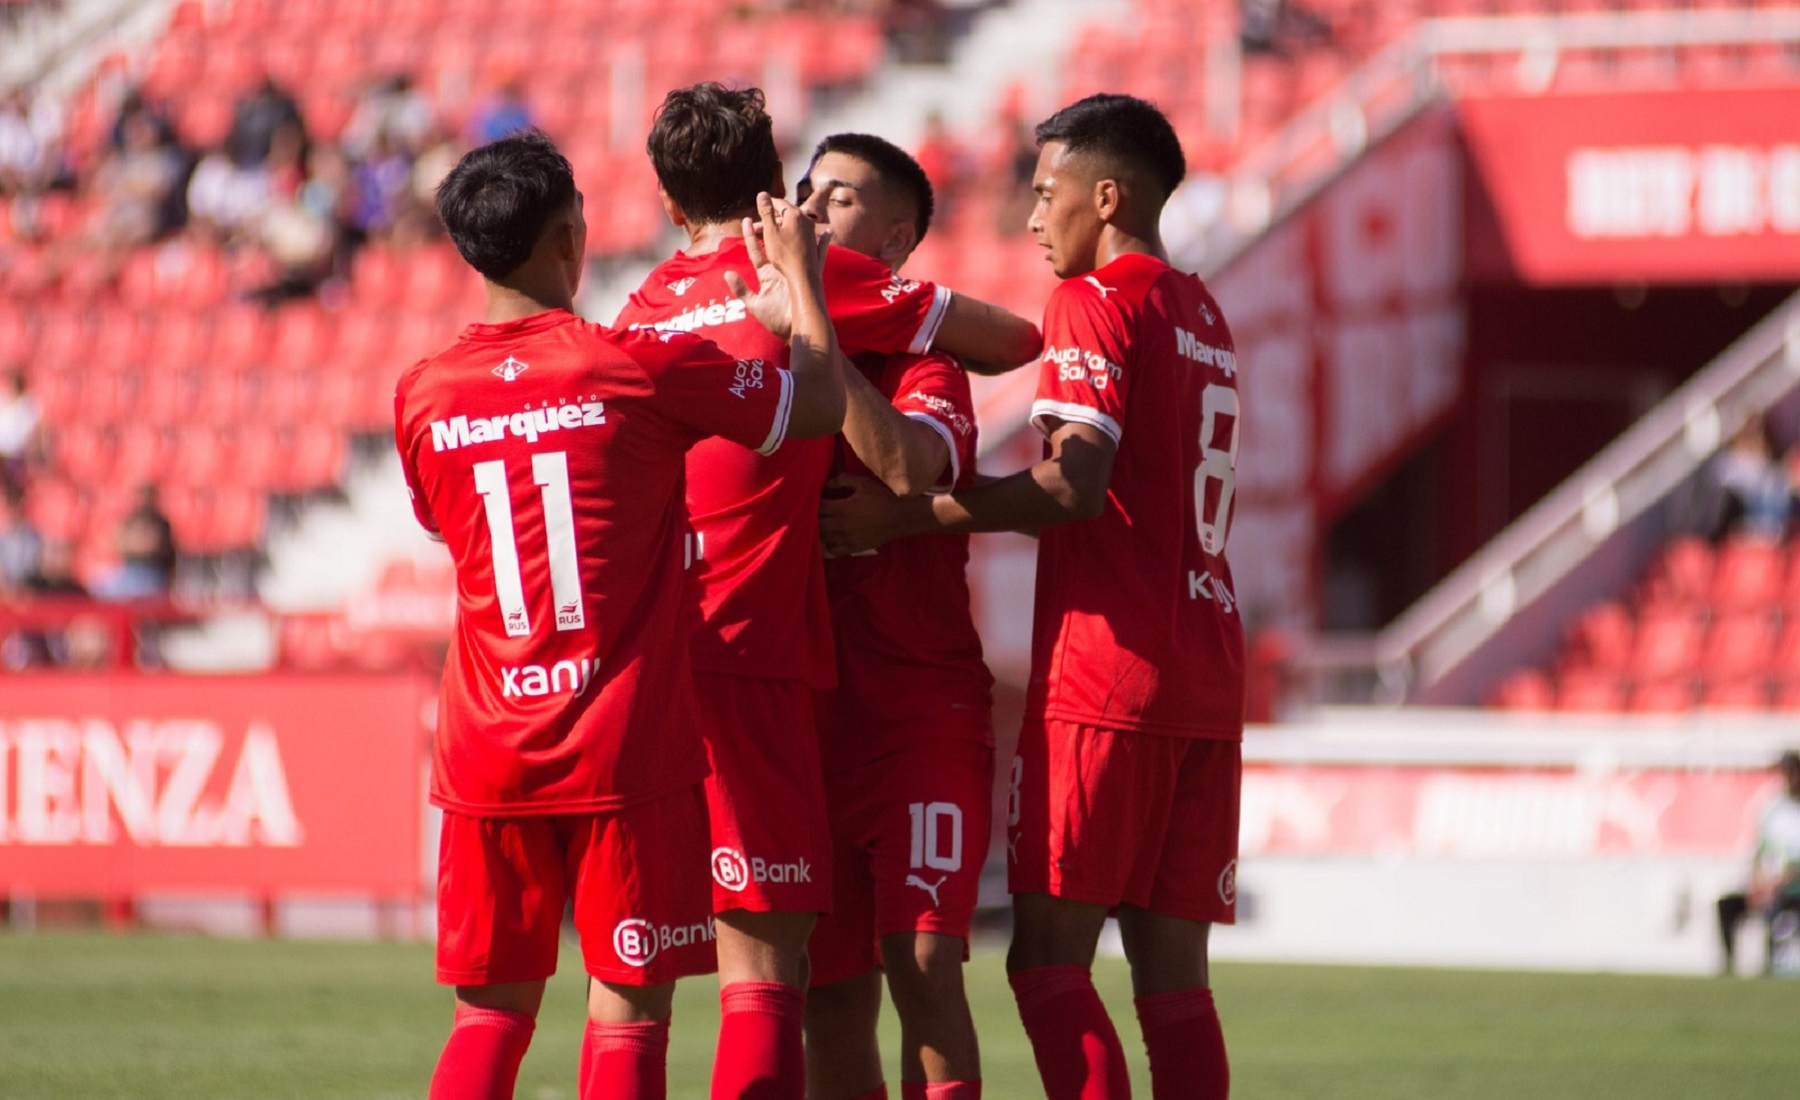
[393,129,846,1100]
[615,84,1037,1100]
[793,134,993,1100]
[820,95,1244,1100]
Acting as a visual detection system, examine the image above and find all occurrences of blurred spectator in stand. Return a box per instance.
[0,488,41,595]
[1717,750,1800,976]
[885,0,951,64]
[186,142,272,246]
[4,538,91,670]
[345,131,414,245]
[341,73,436,162]
[1240,0,1334,58]
[1704,415,1792,541]
[991,110,1038,233]
[913,110,964,216]
[225,71,307,168]
[107,86,177,154]
[0,369,44,497]
[0,87,65,196]
[91,484,176,602]
[465,76,532,146]
[88,111,187,252]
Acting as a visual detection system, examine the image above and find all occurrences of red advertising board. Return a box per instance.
[1242,764,1775,859]
[0,675,429,895]
[1461,87,1800,285]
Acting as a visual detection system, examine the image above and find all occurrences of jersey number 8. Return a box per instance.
[1195,383,1239,556]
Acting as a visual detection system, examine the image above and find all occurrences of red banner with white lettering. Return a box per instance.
[1242,764,1775,858]
[0,676,429,895]
[1461,88,1800,285]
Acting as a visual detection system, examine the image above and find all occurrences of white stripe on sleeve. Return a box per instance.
[907,286,954,355]
[755,368,795,455]
[903,410,961,492]
[1029,399,1122,446]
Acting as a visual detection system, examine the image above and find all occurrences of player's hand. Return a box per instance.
[820,473,905,557]
[726,192,830,341]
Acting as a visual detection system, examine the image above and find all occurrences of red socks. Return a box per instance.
[711,981,807,1100]
[582,1019,670,1100]
[901,1081,982,1100]
[1135,988,1229,1100]
[428,1004,536,1100]
[1009,966,1130,1100]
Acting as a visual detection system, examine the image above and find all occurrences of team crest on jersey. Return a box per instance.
[1198,300,1216,326]
[667,277,697,296]
[492,356,529,382]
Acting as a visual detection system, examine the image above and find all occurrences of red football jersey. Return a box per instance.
[1026,253,1246,739]
[394,309,795,814]
[616,239,951,687]
[821,351,993,774]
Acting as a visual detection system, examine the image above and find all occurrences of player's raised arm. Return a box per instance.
[729,191,846,439]
[932,291,1043,375]
[820,418,1114,555]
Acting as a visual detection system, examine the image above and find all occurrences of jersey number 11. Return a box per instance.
[473,452,584,638]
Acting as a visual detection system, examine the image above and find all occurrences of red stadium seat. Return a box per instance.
[114,421,173,484]
[53,422,115,485]
[1565,601,1634,672]
[1710,535,1784,612]
[212,306,272,366]
[24,478,90,545]
[1641,534,1713,606]
[1629,676,1696,715]
[1490,669,1554,710]
[1628,606,1704,682]
[1700,610,1777,681]
[1699,677,1771,712]
[1556,667,1627,713]
[204,484,268,552]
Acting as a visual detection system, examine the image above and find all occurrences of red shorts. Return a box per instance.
[809,730,995,987]
[435,784,716,987]
[698,671,833,914]
[1007,719,1240,923]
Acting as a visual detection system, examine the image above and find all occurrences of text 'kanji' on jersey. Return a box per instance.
[429,399,607,452]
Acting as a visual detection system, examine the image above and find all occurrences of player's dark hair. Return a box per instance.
[647,83,780,224]
[435,128,576,281]
[805,132,935,244]
[1034,93,1186,202]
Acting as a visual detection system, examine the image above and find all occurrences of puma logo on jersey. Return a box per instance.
[667,277,697,296]
[492,356,529,382]
[1188,569,1237,613]
[1083,276,1117,298]
[906,874,947,907]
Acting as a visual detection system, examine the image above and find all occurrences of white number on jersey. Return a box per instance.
[473,452,585,638]
[1194,383,1240,555]
[909,801,964,872]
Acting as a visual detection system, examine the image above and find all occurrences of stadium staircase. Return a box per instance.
[1298,290,1800,708]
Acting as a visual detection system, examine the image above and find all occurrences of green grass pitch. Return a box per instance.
[1,932,1797,1099]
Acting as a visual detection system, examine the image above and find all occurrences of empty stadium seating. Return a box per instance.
[1495,533,1800,713]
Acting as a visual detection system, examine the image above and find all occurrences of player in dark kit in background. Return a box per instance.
[820,95,1244,1100]
[616,84,1038,1100]
[794,133,993,1100]
[394,129,846,1100]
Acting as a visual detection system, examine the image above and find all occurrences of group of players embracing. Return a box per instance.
[394,81,1245,1100]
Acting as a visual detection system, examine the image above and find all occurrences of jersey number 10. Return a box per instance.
[473,452,584,638]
